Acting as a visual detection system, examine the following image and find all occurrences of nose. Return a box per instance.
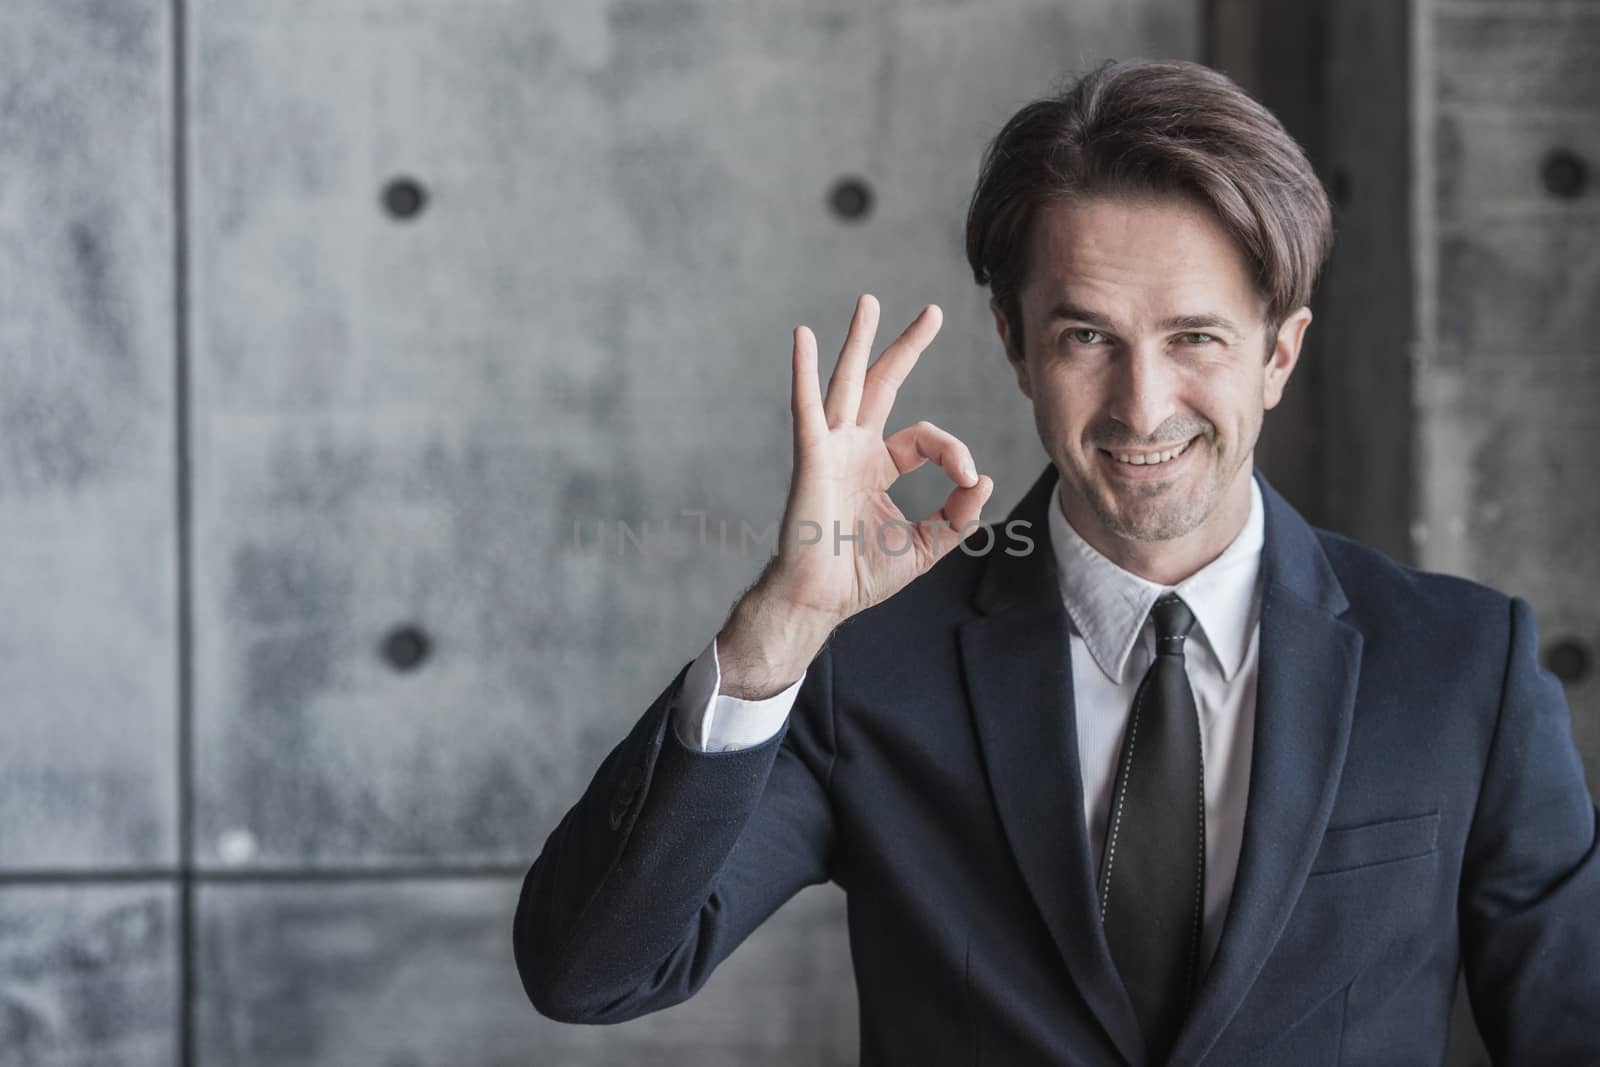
[1106,343,1182,441]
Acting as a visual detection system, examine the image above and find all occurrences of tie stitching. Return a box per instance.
[1099,680,1146,922]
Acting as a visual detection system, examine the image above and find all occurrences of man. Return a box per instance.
[514,59,1600,1065]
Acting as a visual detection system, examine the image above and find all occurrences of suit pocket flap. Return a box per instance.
[1309,811,1440,875]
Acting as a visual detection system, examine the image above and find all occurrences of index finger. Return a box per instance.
[791,325,826,443]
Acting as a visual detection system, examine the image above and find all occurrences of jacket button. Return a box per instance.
[609,764,642,830]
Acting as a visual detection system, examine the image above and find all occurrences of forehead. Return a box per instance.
[1019,194,1264,324]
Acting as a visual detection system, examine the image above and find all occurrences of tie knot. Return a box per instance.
[1150,593,1196,654]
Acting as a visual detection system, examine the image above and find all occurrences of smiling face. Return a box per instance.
[993,193,1312,581]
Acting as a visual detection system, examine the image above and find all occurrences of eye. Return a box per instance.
[1177,332,1217,346]
[1065,328,1107,345]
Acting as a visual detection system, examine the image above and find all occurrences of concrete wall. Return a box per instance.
[1414,0,1600,793]
[0,1,181,1062]
[8,0,1591,1061]
[1,1,1197,1063]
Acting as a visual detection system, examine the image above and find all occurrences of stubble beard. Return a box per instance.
[1085,468,1211,542]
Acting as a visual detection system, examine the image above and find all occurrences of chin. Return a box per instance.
[1112,510,1208,543]
[1090,474,1216,543]
[1100,497,1206,543]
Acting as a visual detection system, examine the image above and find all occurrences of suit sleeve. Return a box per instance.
[513,643,837,1023]
[1459,595,1600,1063]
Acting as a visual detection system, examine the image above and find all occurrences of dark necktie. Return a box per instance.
[1097,592,1206,1064]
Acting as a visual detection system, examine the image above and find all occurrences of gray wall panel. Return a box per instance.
[195,879,854,1067]
[187,0,1198,868]
[1436,221,1600,356]
[0,884,178,1066]
[0,0,177,869]
[1435,7,1600,111]
[1435,107,1600,218]
[1417,0,1600,804]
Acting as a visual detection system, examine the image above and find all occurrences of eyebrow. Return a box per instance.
[1044,303,1245,337]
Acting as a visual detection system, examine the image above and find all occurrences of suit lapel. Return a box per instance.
[961,465,1364,1067]
[960,466,1145,1065]
[1167,471,1364,1067]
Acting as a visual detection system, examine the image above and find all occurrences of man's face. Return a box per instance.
[993,193,1311,560]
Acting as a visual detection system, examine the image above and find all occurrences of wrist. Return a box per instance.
[715,586,836,700]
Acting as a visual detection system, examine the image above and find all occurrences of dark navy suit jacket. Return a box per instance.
[515,464,1600,1065]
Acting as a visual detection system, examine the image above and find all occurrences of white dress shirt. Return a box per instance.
[673,476,1266,969]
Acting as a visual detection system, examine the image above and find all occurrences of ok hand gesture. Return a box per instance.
[718,294,994,698]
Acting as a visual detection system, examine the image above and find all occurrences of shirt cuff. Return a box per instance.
[672,635,804,752]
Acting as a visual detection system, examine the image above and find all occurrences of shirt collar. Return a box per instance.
[1046,473,1265,685]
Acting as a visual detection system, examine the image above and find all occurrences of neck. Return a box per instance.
[1057,466,1254,586]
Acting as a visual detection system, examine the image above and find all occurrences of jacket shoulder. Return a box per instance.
[1311,525,1516,630]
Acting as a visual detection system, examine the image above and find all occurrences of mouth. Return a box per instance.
[1097,435,1200,481]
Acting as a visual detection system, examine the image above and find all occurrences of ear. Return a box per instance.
[1262,305,1312,411]
[991,299,1033,400]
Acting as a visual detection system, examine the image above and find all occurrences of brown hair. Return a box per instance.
[965,59,1333,361]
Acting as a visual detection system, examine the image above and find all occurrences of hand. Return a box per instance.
[717,294,994,697]
[771,292,994,619]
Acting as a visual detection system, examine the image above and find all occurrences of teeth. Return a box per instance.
[1113,438,1192,465]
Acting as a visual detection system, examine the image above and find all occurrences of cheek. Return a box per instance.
[1196,373,1265,433]
[1031,378,1094,432]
